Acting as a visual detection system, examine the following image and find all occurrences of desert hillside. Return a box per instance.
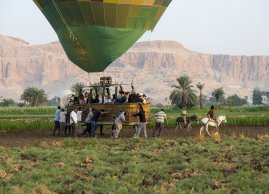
[0,35,268,104]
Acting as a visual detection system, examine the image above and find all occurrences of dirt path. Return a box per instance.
[0,126,268,147]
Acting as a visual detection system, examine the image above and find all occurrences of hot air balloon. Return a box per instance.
[33,0,172,72]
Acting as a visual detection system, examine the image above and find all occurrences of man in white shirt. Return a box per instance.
[70,107,78,137]
[53,106,61,136]
[77,107,83,134]
[104,95,112,103]
[113,111,126,138]
[59,108,67,136]
[153,109,167,137]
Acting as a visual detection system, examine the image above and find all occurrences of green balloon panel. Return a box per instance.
[33,0,172,72]
[57,25,146,72]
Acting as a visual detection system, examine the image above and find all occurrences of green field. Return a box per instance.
[0,107,55,116]
[0,137,269,193]
[1,105,268,116]
[0,119,52,132]
[0,106,268,132]
[0,106,268,193]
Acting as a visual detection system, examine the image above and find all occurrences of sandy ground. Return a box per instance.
[0,126,268,147]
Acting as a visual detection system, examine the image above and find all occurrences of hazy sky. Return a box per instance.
[1,0,269,55]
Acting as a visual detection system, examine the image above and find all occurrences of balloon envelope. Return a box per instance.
[34,0,172,72]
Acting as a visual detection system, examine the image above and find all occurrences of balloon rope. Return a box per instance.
[52,0,85,56]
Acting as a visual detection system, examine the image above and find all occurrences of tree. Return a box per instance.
[196,82,205,109]
[20,87,47,106]
[252,88,263,105]
[169,75,198,108]
[226,95,247,107]
[47,96,61,106]
[1,98,15,107]
[225,99,234,112]
[71,82,86,96]
[212,87,225,107]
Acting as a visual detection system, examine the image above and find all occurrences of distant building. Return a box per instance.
[262,95,269,104]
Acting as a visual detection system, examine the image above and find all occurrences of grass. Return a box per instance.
[152,105,269,113]
[1,105,269,117]
[0,106,55,116]
[0,114,53,119]
[0,119,52,132]
[152,105,269,118]
[0,137,268,193]
[227,116,269,126]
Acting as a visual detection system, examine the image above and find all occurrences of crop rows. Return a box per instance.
[0,137,268,193]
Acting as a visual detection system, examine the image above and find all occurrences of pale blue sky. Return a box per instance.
[0,0,269,55]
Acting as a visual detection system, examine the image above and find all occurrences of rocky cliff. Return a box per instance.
[0,35,268,104]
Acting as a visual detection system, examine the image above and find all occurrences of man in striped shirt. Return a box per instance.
[153,109,167,137]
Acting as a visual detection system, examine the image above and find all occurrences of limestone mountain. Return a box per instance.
[0,35,268,104]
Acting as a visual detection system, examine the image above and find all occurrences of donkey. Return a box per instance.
[175,114,199,131]
[199,115,227,136]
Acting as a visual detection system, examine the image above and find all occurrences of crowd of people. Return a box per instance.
[53,100,219,139]
[53,106,109,137]
[53,103,148,138]
[52,88,149,138]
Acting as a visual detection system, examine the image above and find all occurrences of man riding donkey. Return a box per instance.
[200,106,227,136]
[207,106,219,128]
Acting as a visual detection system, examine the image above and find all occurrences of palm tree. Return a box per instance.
[196,82,205,109]
[212,87,225,107]
[169,75,198,108]
[71,82,86,96]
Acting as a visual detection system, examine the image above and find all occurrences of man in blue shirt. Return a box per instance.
[53,106,61,136]
[89,109,111,136]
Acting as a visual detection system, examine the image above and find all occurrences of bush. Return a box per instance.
[0,98,15,107]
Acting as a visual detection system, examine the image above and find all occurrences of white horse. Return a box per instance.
[199,115,227,136]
